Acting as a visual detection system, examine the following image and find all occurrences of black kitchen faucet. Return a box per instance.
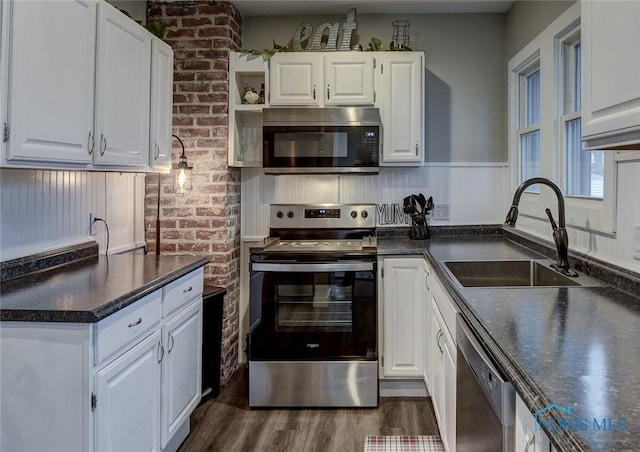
[504,177,578,276]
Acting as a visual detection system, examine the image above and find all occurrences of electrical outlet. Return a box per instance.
[89,213,97,236]
[432,204,450,220]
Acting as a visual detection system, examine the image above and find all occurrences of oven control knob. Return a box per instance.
[361,211,369,219]
[276,211,284,218]
[287,211,294,219]
[350,210,358,219]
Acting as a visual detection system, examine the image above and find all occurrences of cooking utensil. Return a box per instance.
[416,193,427,212]
[425,196,434,213]
[403,195,417,214]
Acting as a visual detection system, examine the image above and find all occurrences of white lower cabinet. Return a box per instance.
[380,257,425,377]
[95,330,162,452]
[427,262,458,452]
[0,268,204,452]
[515,393,553,452]
[161,299,203,448]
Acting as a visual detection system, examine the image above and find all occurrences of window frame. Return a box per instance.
[507,2,616,237]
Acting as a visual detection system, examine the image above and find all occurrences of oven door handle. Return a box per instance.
[252,262,374,272]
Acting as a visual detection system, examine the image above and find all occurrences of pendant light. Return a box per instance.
[172,134,193,197]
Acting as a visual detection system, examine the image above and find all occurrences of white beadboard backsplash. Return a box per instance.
[241,164,510,239]
[515,161,640,273]
[242,161,640,273]
[0,169,146,260]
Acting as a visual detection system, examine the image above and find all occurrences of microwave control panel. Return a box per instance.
[363,130,379,162]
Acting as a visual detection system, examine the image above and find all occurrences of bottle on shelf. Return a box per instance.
[258,83,265,104]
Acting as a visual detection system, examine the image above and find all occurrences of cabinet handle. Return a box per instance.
[415,141,419,154]
[524,433,535,452]
[127,317,142,328]
[154,142,160,160]
[313,85,316,100]
[87,131,95,155]
[183,286,193,294]
[99,134,107,156]
[327,84,330,99]
[157,341,164,363]
[425,274,429,288]
[168,332,175,353]
[436,330,443,354]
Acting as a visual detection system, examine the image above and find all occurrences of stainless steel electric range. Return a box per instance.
[248,204,378,408]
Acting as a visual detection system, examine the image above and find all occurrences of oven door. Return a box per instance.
[262,125,379,174]
[249,259,377,360]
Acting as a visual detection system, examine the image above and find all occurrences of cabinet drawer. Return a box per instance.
[95,291,162,366]
[163,270,203,318]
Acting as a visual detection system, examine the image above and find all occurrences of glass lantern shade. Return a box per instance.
[172,160,193,197]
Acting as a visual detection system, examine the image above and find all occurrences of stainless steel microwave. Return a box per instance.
[262,107,381,175]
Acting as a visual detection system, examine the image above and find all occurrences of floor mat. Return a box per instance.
[364,435,445,452]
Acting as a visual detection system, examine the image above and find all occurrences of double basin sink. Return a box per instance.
[443,259,603,288]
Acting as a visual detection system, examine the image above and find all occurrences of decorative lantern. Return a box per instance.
[172,134,193,197]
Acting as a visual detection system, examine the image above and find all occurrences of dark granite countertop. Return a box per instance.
[0,254,209,323]
[379,232,640,451]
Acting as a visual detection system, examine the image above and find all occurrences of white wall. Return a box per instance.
[0,169,145,260]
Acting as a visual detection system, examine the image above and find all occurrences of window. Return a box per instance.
[561,38,604,199]
[518,64,541,192]
[508,3,616,236]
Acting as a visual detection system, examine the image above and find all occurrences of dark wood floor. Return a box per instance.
[179,365,440,452]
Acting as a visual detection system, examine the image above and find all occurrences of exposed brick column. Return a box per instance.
[146,1,242,385]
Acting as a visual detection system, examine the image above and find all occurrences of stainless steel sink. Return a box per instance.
[443,259,602,288]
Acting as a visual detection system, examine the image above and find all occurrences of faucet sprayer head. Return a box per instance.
[504,205,519,227]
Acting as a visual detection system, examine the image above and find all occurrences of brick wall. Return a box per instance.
[146,0,242,385]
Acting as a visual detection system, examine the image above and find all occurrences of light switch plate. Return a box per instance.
[634,225,640,260]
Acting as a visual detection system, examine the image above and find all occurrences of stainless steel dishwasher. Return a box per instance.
[456,316,515,452]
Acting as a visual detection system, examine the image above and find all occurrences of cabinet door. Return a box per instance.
[94,1,151,167]
[582,0,640,149]
[95,330,162,452]
[443,332,457,452]
[6,0,96,165]
[423,259,433,391]
[269,52,322,106]
[515,393,551,452]
[324,53,374,105]
[430,309,445,434]
[382,257,425,377]
[149,38,174,170]
[161,299,203,448]
[380,52,424,164]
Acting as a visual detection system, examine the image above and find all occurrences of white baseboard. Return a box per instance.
[379,379,428,397]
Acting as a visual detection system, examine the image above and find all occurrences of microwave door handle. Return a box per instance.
[252,262,373,272]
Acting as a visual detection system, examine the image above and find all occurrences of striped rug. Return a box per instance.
[364,436,445,452]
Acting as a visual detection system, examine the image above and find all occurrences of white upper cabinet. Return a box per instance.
[324,53,374,105]
[2,0,172,171]
[150,38,174,171]
[228,51,268,167]
[269,53,323,106]
[5,0,97,166]
[582,0,640,150]
[94,1,151,167]
[377,52,425,164]
[269,52,374,106]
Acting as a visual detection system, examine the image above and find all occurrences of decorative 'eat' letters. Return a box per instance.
[292,8,358,52]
